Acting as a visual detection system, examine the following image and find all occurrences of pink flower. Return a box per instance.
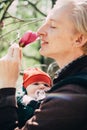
[19,31,39,47]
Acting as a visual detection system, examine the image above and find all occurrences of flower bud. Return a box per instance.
[19,31,39,47]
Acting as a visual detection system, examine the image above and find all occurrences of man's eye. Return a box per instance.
[50,26,56,28]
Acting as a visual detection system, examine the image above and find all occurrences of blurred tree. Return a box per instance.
[0,0,14,21]
[0,0,58,74]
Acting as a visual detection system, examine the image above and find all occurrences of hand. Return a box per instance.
[0,43,22,88]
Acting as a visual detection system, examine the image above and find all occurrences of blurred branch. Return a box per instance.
[0,0,14,21]
[0,18,44,39]
[27,0,46,17]
[4,12,45,26]
[4,12,43,22]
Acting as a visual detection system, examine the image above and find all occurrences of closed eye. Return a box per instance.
[50,26,56,28]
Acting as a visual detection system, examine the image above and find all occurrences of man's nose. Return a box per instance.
[37,25,47,37]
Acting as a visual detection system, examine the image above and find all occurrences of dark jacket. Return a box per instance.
[0,55,87,130]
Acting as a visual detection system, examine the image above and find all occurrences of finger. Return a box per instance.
[7,43,19,57]
[7,43,19,58]
[7,46,14,57]
[13,46,22,63]
[19,48,23,60]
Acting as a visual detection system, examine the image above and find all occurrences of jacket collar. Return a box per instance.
[53,55,87,84]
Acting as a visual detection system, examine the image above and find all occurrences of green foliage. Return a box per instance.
[0,0,55,71]
[0,0,59,87]
[0,0,14,21]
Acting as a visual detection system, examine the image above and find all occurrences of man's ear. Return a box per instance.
[75,34,87,47]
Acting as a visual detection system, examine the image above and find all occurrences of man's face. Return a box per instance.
[37,3,78,66]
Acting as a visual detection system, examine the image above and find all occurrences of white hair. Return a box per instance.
[72,0,87,35]
[54,0,87,35]
[54,0,87,54]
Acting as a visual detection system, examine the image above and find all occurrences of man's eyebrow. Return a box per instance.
[46,18,56,23]
[50,18,62,24]
[50,19,56,22]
